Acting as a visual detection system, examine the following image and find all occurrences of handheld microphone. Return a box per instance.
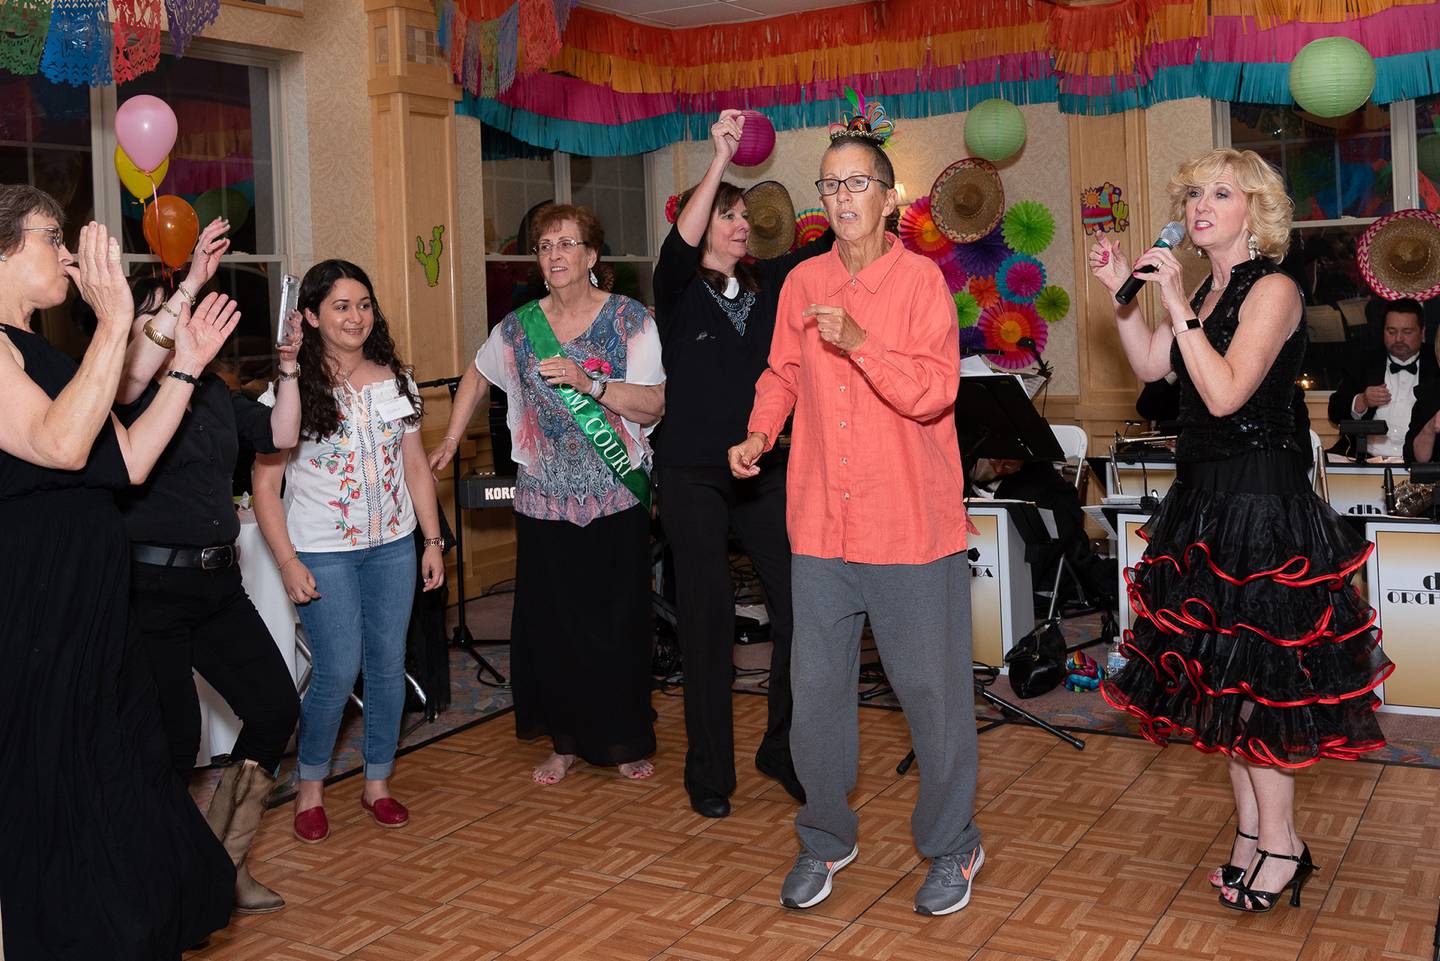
[1114,221,1186,306]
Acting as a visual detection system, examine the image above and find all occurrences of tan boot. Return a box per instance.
[204,763,242,839]
[217,760,286,915]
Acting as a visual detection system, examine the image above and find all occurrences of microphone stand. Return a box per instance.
[417,375,508,688]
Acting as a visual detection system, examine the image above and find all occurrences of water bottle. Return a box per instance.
[1105,641,1127,679]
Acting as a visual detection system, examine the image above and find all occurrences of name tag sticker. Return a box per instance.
[375,394,416,421]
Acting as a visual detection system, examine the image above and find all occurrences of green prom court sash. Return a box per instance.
[516,300,652,509]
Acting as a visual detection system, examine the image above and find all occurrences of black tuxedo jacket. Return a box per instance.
[1405,379,1440,463]
[1326,350,1439,456]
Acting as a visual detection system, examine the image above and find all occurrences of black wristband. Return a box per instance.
[166,369,200,386]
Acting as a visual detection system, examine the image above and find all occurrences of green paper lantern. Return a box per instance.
[964,98,1026,163]
[1419,134,1440,184]
[1288,37,1375,119]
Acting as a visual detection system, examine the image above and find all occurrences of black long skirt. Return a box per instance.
[0,489,234,960]
[511,505,657,765]
[1102,449,1394,768]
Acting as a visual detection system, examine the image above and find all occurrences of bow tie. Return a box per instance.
[1391,361,1419,375]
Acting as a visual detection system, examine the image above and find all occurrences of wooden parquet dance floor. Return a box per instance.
[189,692,1440,961]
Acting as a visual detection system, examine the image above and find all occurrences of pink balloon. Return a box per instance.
[733,110,775,167]
[115,95,177,174]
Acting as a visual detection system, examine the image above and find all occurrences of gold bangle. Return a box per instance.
[176,285,197,307]
[423,536,444,549]
[142,321,176,350]
[159,299,182,322]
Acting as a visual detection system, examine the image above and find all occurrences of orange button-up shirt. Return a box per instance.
[748,235,968,565]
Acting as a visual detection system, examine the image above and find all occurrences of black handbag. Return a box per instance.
[1003,620,1067,699]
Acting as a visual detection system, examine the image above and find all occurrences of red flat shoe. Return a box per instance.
[293,805,329,843]
[361,796,409,828]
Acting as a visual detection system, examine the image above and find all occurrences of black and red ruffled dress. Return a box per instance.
[1101,259,1394,768]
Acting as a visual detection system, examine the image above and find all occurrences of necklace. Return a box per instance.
[703,280,755,335]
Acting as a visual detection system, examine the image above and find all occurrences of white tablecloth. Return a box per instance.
[193,509,303,766]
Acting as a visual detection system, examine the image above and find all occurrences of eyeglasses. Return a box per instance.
[815,175,893,197]
[533,238,583,254]
[22,226,64,249]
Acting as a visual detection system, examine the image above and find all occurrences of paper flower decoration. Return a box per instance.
[898,197,955,263]
[939,252,969,294]
[997,253,1046,303]
[979,300,1048,370]
[665,194,680,224]
[968,275,999,309]
[795,207,829,245]
[1035,285,1071,322]
[1002,201,1055,256]
[954,290,980,328]
[959,325,988,355]
[952,223,1012,276]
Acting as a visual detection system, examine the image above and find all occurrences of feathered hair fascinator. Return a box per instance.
[828,88,895,149]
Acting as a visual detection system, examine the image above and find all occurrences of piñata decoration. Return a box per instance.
[1035,285,1072,323]
[979,300,1048,370]
[1081,182,1130,235]
[898,196,956,264]
[996,252,1046,303]
[1002,201,1056,256]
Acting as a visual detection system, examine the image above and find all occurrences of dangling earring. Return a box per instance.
[1247,234,1259,260]
[543,278,550,292]
[589,268,599,287]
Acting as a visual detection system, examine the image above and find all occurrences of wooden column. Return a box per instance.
[366,0,515,596]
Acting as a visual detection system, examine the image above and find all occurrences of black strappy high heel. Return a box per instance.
[1219,843,1317,913]
[1210,828,1259,889]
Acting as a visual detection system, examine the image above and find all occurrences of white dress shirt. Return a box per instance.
[1354,353,1420,458]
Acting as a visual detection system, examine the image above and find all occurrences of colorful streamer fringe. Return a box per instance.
[446,0,1440,155]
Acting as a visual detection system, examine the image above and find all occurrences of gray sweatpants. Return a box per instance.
[790,552,981,861]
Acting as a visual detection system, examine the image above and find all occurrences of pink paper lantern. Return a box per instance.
[733,110,775,167]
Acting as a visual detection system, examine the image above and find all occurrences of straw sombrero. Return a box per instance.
[1359,209,1440,301]
[930,158,1005,244]
[743,181,796,260]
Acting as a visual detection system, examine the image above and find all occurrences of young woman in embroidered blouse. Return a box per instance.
[251,259,445,843]
[430,204,665,786]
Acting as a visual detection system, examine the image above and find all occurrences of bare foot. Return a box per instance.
[618,759,654,780]
[532,753,575,785]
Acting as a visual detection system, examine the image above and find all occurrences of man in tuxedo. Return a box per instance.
[1327,299,1436,458]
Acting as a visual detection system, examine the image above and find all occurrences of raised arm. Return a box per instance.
[1087,233,1176,383]
[116,218,230,404]
[0,224,134,470]
[109,293,240,484]
[676,110,743,248]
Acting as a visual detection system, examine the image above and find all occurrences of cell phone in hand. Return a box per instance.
[276,274,300,347]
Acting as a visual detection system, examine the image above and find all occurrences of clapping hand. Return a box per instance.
[173,293,240,373]
[184,218,231,292]
[69,222,133,336]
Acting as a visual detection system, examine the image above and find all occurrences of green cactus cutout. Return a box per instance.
[415,225,444,287]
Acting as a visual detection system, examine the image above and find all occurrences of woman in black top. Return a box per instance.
[652,110,831,818]
[115,271,302,916]
[0,185,237,960]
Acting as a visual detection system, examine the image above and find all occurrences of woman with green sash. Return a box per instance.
[432,204,665,784]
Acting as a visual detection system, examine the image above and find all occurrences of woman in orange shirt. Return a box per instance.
[729,102,981,918]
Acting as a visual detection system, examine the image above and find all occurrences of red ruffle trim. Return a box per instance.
[1136,531,1373,590]
[1100,679,1389,769]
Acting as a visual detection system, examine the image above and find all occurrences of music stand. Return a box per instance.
[1339,419,1387,463]
[956,375,1065,463]
[418,376,508,689]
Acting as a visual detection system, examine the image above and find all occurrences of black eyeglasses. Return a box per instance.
[815,175,892,197]
[22,226,64,249]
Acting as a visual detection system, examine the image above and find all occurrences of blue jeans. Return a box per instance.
[295,536,416,781]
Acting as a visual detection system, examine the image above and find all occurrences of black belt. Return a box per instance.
[132,542,237,570]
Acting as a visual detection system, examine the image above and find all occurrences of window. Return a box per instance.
[1,45,286,377]
[481,134,656,331]
[1219,98,1427,389]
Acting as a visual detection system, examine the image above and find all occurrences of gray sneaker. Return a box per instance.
[779,844,858,909]
[914,845,984,916]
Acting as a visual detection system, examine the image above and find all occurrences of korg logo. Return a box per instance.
[1386,571,1440,604]
[485,485,514,501]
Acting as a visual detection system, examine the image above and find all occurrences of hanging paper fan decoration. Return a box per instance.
[1035,285,1071,322]
[952,222,1012,276]
[968,275,1000,309]
[979,300,1048,370]
[795,207,830,246]
[954,290,980,328]
[898,197,955,263]
[939,252,969,294]
[1002,201,1056,256]
[959,325,988,356]
[498,234,520,255]
[996,253,1046,303]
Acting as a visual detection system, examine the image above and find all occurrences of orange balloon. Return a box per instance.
[142,195,199,270]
